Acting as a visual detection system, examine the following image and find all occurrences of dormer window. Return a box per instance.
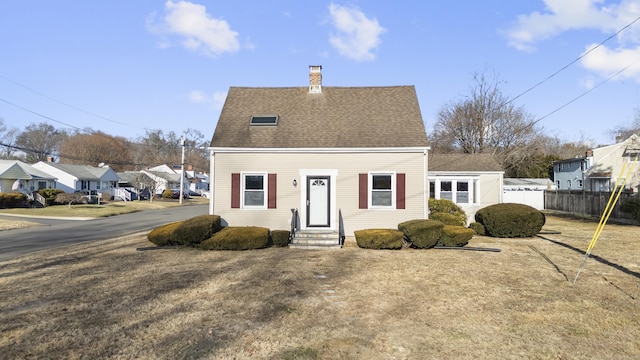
[250,115,278,126]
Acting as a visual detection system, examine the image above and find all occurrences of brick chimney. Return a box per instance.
[309,65,322,93]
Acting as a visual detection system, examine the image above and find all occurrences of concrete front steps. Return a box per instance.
[289,230,342,249]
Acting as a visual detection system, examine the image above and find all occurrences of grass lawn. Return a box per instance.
[0,215,639,359]
[0,197,208,230]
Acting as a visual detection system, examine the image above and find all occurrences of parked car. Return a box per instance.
[201,191,210,198]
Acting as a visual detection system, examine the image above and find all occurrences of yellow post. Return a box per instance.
[573,156,638,284]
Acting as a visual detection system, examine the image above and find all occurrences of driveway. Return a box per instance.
[0,204,208,261]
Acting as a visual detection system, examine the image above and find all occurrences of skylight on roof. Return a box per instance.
[250,115,278,126]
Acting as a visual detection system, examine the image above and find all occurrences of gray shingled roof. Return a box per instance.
[45,163,109,180]
[428,153,503,172]
[211,86,428,148]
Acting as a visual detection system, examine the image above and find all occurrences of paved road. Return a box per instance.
[0,204,208,261]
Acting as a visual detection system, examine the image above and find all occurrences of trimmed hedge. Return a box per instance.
[429,198,467,225]
[621,198,640,222]
[162,189,174,199]
[354,229,404,249]
[398,219,444,249]
[0,192,27,208]
[468,222,486,236]
[271,230,290,247]
[475,203,545,238]
[430,212,465,226]
[175,215,222,247]
[37,188,65,206]
[437,225,474,247]
[200,226,270,250]
[147,221,184,246]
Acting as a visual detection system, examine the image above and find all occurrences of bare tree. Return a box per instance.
[15,122,67,162]
[0,118,22,160]
[430,71,543,177]
[610,110,640,142]
[58,130,133,171]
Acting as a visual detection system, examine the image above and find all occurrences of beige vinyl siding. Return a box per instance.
[429,171,503,224]
[212,151,427,236]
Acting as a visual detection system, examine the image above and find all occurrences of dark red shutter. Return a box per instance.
[231,173,240,208]
[359,173,368,209]
[268,174,277,209]
[396,173,406,209]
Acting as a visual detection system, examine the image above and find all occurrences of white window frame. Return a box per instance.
[369,172,396,209]
[241,172,268,209]
[429,177,479,205]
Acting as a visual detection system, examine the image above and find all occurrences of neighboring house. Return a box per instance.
[503,178,554,210]
[553,134,640,192]
[142,170,183,194]
[116,171,157,201]
[0,160,57,194]
[186,170,209,194]
[33,162,120,198]
[208,65,430,239]
[146,164,190,194]
[427,153,504,223]
[552,157,590,190]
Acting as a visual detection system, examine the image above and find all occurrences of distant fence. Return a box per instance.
[544,190,638,222]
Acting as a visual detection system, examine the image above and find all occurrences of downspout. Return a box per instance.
[209,149,215,215]
[424,147,429,219]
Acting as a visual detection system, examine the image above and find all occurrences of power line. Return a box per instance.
[507,14,640,105]
[533,59,640,125]
[0,74,148,131]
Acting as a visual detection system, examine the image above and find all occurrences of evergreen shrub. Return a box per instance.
[200,226,270,250]
[621,198,640,222]
[0,192,27,208]
[468,222,486,236]
[37,189,65,206]
[475,203,545,238]
[428,198,467,225]
[437,225,474,247]
[430,212,465,226]
[398,219,444,249]
[270,230,290,247]
[147,221,184,246]
[354,229,404,249]
[162,189,174,199]
[175,215,222,247]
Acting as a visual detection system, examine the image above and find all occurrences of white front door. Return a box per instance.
[307,176,330,227]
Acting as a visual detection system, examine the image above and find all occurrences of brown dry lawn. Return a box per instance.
[1,215,639,359]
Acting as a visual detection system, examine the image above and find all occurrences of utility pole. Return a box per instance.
[179,136,185,205]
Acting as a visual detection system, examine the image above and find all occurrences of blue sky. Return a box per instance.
[2,0,640,146]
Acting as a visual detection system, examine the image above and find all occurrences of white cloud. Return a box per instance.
[579,43,640,80]
[505,0,640,82]
[147,1,240,57]
[328,3,386,61]
[189,90,227,110]
[503,0,640,51]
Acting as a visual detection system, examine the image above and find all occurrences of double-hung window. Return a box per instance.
[429,177,477,205]
[243,173,267,208]
[370,173,395,208]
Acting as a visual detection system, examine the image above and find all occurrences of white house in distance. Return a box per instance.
[32,162,120,198]
[0,160,57,194]
[208,65,430,244]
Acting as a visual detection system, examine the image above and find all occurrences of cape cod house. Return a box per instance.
[208,66,430,244]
